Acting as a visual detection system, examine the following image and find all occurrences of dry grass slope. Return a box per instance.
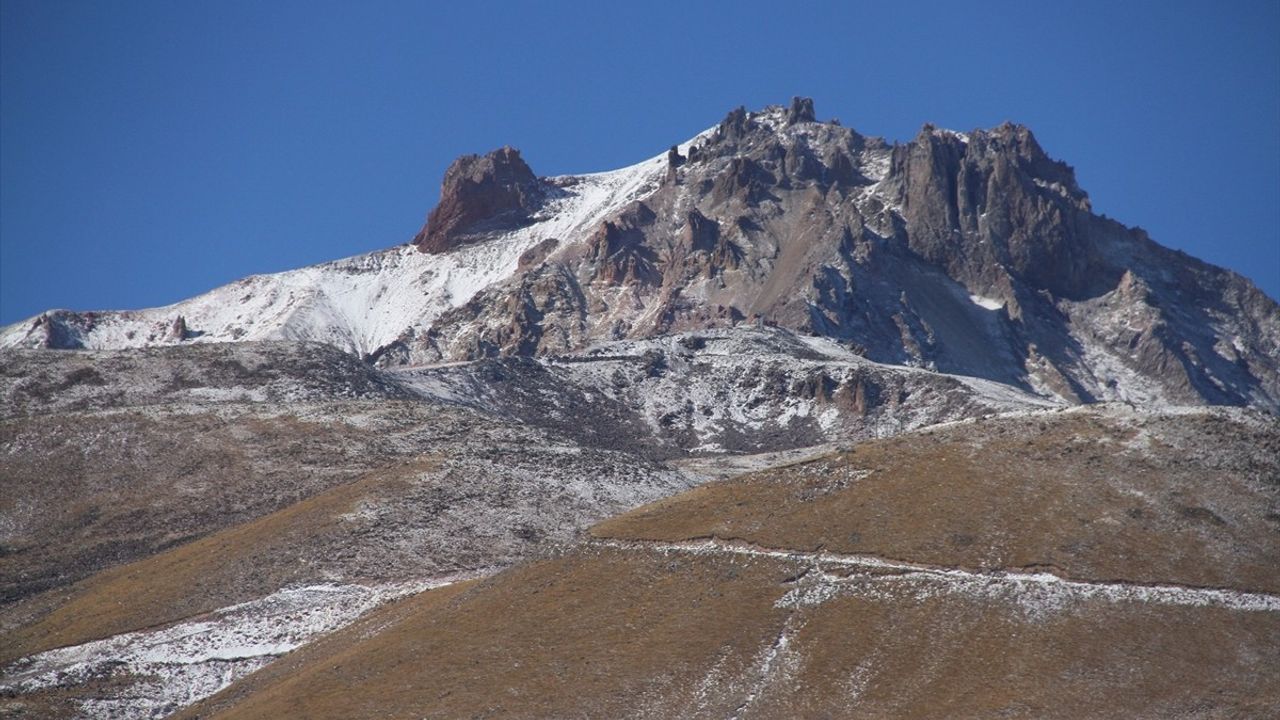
[182,550,793,719]
[0,407,408,606]
[174,408,1280,719]
[595,409,1280,593]
[0,457,437,664]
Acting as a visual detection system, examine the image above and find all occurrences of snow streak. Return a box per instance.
[1,572,484,720]
[590,538,1280,613]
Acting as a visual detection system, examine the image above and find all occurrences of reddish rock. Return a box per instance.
[414,147,544,254]
[588,202,658,285]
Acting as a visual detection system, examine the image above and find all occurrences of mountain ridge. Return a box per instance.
[4,98,1277,411]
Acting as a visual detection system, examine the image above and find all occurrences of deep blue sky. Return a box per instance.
[2,0,1278,324]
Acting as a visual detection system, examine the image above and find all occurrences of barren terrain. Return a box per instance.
[173,407,1280,719]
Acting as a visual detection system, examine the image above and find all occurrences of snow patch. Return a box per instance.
[1,575,477,719]
[1,144,673,358]
[592,538,1280,616]
[968,294,1005,311]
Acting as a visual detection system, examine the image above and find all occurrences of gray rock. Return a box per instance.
[787,96,816,124]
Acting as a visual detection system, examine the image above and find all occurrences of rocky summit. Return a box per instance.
[6,98,1277,411]
[413,146,545,254]
[2,99,1278,719]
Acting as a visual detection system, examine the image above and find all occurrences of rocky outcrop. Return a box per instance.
[167,315,190,342]
[710,156,777,205]
[715,106,752,145]
[413,147,545,254]
[786,95,816,125]
[884,122,1106,300]
[677,210,739,276]
[587,202,659,285]
[664,145,685,183]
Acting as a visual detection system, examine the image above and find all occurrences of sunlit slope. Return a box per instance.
[181,406,1280,719]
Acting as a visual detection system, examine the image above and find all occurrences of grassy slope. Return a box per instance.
[595,410,1280,593]
[175,408,1280,719]
[176,579,480,719]
[182,549,793,719]
[0,407,406,606]
[0,457,434,664]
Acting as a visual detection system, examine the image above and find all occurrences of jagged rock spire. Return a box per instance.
[787,96,816,124]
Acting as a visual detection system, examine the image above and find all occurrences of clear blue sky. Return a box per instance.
[2,0,1278,324]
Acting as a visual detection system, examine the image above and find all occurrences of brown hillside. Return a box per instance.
[596,407,1280,593]
[176,407,1280,719]
[0,457,436,664]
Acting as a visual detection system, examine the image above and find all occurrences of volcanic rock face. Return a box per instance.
[786,95,816,124]
[413,146,545,253]
[408,101,1279,410]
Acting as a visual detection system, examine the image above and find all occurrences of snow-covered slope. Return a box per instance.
[0,578,475,720]
[393,327,1060,455]
[0,143,681,358]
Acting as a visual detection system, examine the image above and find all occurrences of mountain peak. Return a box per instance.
[787,96,817,124]
[5,98,1278,412]
[413,145,544,254]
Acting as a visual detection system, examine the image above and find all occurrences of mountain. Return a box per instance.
[4,98,1278,410]
[3,99,1279,719]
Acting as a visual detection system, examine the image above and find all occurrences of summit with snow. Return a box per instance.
[4,96,1278,411]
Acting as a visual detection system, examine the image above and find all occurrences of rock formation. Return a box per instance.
[413,146,545,253]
